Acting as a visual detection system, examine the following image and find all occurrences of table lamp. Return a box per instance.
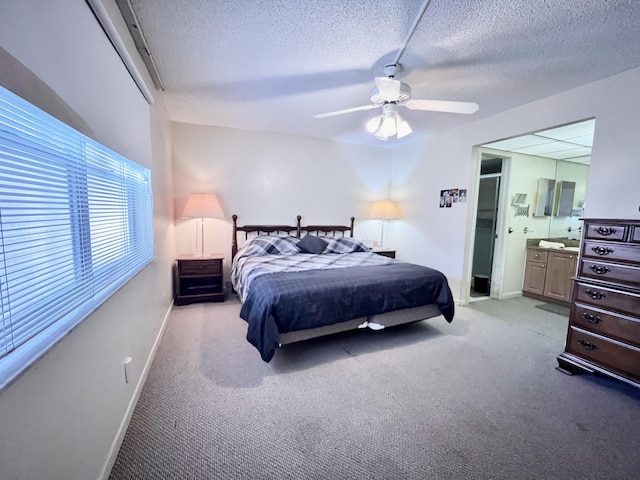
[182,193,224,256]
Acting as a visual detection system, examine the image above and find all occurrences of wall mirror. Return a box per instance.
[534,178,556,216]
[555,180,576,217]
[482,118,594,240]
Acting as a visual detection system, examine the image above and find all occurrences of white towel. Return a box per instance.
[538,240,565,249]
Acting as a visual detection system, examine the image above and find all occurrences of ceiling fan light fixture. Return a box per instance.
[366,115,383,133]
[397,117,412,139]
[379,115,397,137]
[369,103,412,141]
[374,130,389,141]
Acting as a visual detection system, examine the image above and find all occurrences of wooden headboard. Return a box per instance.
[231,215,355,260]
[300,218,355,238]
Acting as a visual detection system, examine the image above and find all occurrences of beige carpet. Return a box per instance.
[109,296,640,479]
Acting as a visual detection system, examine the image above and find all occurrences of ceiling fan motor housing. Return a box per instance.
[383,64,400,78]
[371,82,411,105]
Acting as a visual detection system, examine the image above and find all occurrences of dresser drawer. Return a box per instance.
[567,327,640,379]
[580,259,640,288]
[180,259,222,275]
[632,226,640,244]
[584,222,627,241]
[526,249,548,263]
[582,240,640,264]
[574,281,640,317]
[572,304,640,347]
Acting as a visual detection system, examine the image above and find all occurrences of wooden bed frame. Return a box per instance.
[231,215,443,346]
[231,214,354,259]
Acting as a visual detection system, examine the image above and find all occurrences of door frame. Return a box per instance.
[461,149,511,304]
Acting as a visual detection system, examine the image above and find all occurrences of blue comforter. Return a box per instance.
[239,262,454,361]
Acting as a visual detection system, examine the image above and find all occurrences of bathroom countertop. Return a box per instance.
[526,237,581,249]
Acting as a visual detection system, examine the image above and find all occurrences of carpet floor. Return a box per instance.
[109,296,640,480]
[534,302,571,317]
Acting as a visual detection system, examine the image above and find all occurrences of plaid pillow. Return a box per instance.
[237,235,300,258]
[320,237,370,254]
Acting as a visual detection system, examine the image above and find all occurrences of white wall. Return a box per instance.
[0,2,174,480]
[392,67,640,302]
[171,122,392,277]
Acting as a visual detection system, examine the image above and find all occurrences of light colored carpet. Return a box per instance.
[534,302,571,317]
[109,296,640,480]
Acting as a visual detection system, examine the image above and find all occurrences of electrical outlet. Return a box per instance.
[122,356,132,384]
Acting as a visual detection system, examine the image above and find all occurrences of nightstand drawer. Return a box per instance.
[180,259,221,275]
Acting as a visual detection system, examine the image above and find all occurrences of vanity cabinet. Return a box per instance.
[543,250,578,302]
[523,248,577,304]
[558,219,640,388]
[523,249,548,296]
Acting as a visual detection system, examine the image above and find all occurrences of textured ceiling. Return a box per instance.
[123,0,640,147]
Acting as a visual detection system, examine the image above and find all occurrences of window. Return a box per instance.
[0,86,153,387]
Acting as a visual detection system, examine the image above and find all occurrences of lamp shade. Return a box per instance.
[182,193,224,219]
[369,200,399,220]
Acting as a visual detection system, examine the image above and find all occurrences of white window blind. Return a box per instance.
[0,85,153,382]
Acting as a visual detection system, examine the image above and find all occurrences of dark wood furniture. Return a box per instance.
[557,219,640,388]
[523,247,577,304]
[231,214,354,259]
[231,215,443,346]
[373,249,396,259]
[174,254,225,305]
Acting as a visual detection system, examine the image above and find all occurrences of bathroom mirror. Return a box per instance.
[533,178,556,216]
[555,180,576,217]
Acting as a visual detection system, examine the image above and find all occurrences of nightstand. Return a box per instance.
[372,249,396,259]
[174,254,225,305]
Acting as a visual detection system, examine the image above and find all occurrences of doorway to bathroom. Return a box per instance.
[471,156,503,298]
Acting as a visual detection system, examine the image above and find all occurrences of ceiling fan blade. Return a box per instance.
[313,104,380,119]
[374,77,401,100]
[405,99,479,114]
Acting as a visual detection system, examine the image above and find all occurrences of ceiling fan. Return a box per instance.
[313,63,479,141]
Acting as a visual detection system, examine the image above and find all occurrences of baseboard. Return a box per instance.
[98,301,174,480]
[498,291,523,300]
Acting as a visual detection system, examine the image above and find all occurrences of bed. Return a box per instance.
[231,215,455,361]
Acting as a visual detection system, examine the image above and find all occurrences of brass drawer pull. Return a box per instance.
[585,289,606,300]
[591,246,613,256]
[589,265,611,275]
[581,312,601,324]
[595,226,616,236]
[577,340,597,351]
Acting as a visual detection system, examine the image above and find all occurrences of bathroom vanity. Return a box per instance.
[523,239,579,304]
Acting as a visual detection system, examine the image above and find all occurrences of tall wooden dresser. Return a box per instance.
[557,219,640,388]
